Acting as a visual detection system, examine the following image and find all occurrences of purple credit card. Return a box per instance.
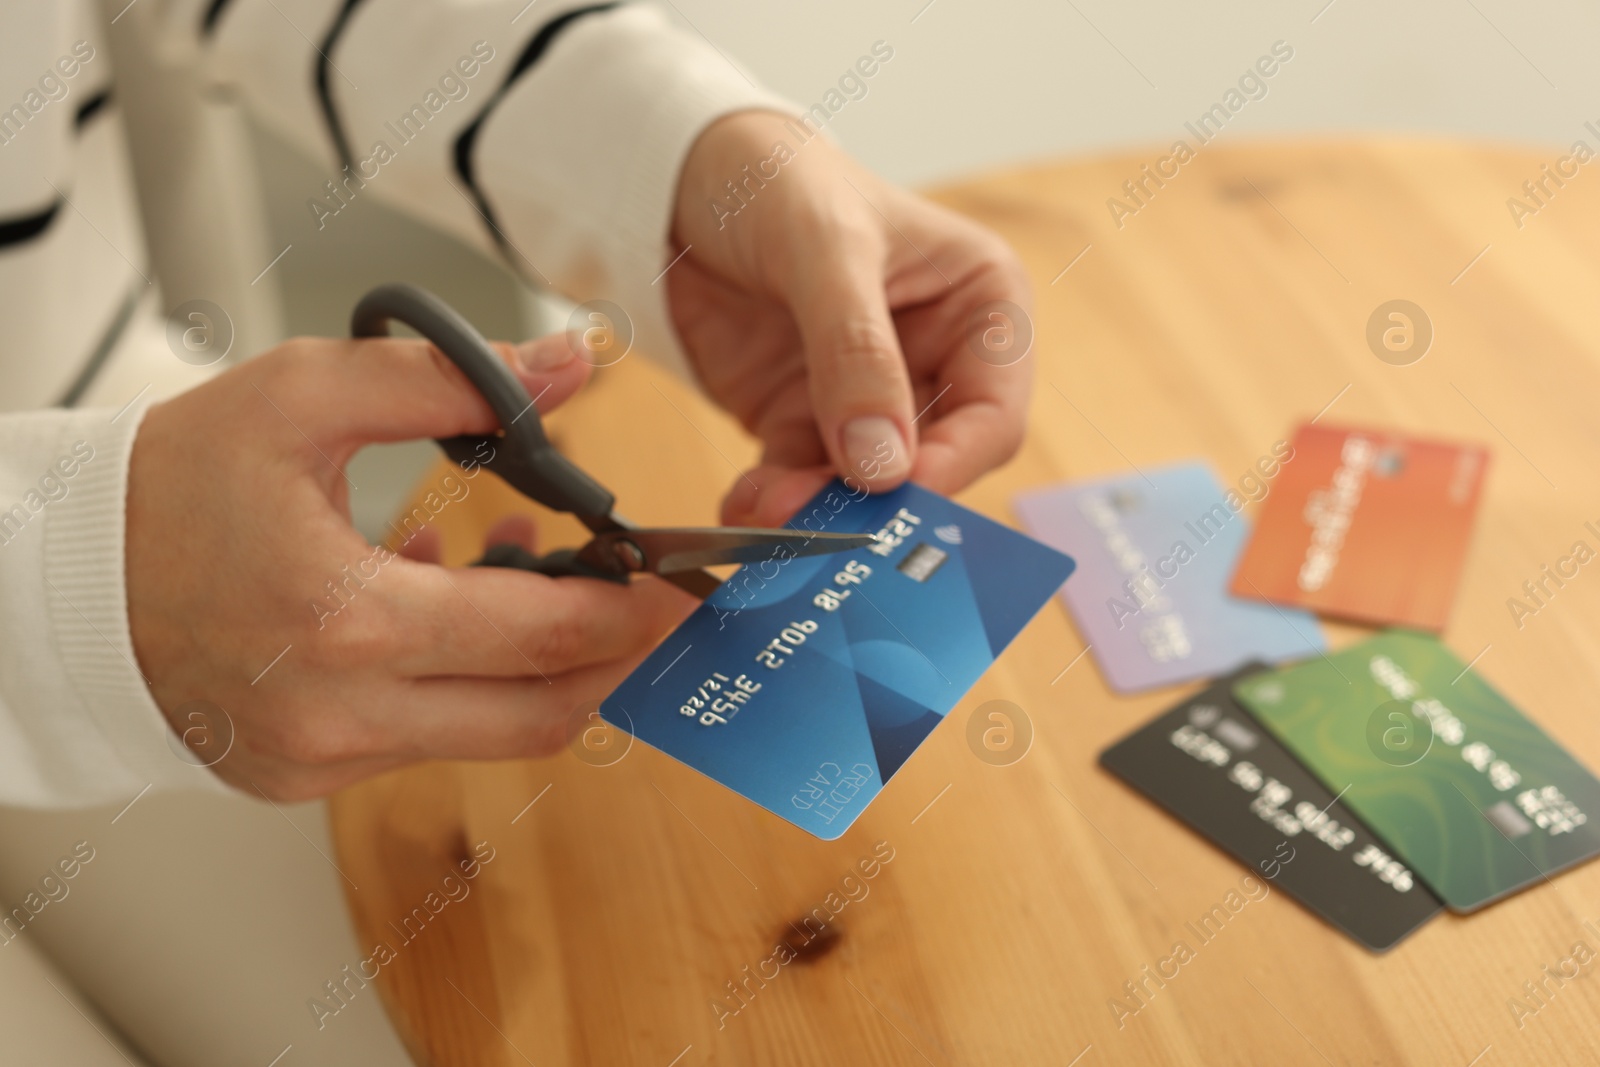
[1014,462,1324,693]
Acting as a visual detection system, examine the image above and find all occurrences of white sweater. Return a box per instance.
[0,0,787,808]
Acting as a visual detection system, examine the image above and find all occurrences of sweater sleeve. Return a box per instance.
[0,402,224,807]
[0,1,792,808]
[189,0,796,373]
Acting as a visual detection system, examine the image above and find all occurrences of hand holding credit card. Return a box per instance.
[601,481,1075,839]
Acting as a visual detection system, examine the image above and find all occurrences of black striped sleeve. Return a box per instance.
[452,3,621,256]
[201,0,238,36]
[74,89,111,130]
[315,0,370,172]
[0,201,62,250]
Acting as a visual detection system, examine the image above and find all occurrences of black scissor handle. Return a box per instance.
[351,283,615,523]
[474,542,620,582]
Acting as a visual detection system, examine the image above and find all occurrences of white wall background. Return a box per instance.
[666,0,1598,186]
[260,0,1600,340]
[240,0,1599,536]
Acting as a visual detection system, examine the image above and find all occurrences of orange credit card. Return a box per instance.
[1230,423,1488,631]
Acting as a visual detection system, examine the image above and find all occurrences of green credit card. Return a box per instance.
[1233,631,1600,912]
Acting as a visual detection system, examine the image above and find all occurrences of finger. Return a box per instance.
[388,564,696,679]
[891,253,1034,494]
[897,317,1032,494]
[911,397,1030,496]
[260,333,591,450]
[483,514,538,554]
[385,663,648,761]
[396,524,443,564]
[786,237,917,490]
[720,475,761,527]
[494,335,593,420]
[722,387,832,525]
[249,654,655,773]
[720,463,834,528]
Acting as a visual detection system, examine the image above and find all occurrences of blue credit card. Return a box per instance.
[601,480,1075,839]
[1014,462,1325,693]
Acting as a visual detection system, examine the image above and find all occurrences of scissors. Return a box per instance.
[351,283,877,599]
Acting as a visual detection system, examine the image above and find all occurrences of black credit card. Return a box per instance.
[1099,665,1443,952]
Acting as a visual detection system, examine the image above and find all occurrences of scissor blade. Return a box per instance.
[661,568,726,600]
[595,527,879,575]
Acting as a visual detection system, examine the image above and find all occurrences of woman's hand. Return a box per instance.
[668,110,1034,527]
[126,334,695,800]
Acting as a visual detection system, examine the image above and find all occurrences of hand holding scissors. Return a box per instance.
[352,284,876,599]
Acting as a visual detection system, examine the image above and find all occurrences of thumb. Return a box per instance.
[301,333,591,449]
[790,253,916,489]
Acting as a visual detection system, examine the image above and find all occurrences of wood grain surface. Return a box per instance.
[329,141,1600,1066]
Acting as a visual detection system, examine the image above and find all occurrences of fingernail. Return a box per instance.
[514,337,574,374]
[841,417,910,483]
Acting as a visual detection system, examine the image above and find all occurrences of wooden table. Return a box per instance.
[330,141,1600,1066]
